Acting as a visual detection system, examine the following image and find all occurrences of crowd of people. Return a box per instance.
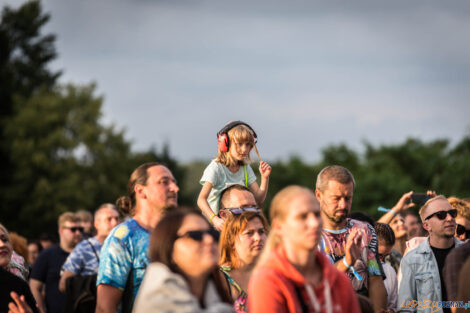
[1,121,470,313]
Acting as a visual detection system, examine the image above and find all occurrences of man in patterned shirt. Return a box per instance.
[96,163,179,313]
[315,165,387,313]
[58,204,119,293]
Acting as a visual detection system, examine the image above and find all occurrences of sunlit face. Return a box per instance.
[390,215,408,239]
[233,217,267,266]
[230,140,252,162]
[277,191,322,252]
[0,228,13,268]
[27,243,40,265]
[316,181,353,225]
[422,199,456,239]
[141,165,179,213]
[59,221,83,248]
[173,214,218,278]
[95,208,120,238]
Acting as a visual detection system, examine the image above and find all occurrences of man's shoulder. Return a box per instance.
[39,244,63,258]
[106,219,148,247]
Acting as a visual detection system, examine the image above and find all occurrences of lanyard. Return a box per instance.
[305,280,332,313]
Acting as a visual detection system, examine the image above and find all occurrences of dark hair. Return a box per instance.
[116,162,161,217]
[219,184,252,211]
[28,240,43,252]
[149,208,232,305]
[349,212,375,226]
[316,165,355,192]
[374,222,396,246]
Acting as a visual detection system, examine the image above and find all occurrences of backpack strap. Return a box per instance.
[86,239,99,262]
[244,165,248,187]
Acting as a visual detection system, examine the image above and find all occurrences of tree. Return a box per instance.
[0,0,60,224]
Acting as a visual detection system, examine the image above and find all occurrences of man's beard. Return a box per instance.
[321,207,347,224]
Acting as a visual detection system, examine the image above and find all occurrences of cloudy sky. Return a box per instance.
[5,0,470,162]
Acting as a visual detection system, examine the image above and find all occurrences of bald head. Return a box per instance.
[220,185,257,211]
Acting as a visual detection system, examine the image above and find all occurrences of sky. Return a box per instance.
[4,0,470,162]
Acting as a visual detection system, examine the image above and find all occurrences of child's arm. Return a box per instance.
[249,161,271,206]
[197,182,225,231]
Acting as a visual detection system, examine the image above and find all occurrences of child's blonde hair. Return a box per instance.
[216,124,255,167]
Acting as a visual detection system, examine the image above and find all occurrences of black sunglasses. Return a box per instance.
[424,209,458,221]
[63,226,84,233]
[456,224,470,238]
[177,228,219,242]
[226,207,259,215]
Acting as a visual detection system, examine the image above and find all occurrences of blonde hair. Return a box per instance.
[219,211,269,268]
[58,212,80,228]
[216,124,254,167]
[419,195,447,221]
[448,196,470,220]
[255,185,312,269]
[0,223,10,243]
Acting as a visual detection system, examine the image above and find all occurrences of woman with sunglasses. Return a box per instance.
[218,208,268,312]
[248,186,360,313]
[133,209,234,313]
[448,197,470,242]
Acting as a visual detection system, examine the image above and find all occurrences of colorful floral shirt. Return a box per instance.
[319,218,384,294]
[220,266,247,313]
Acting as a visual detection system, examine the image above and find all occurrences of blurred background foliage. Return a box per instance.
[1,1,469,239]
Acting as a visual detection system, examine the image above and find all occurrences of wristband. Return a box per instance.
[209,213,217,224]
[342,257,363,281]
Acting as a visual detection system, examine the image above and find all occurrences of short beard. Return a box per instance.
[321,207,347,225]
[160,203,177,215]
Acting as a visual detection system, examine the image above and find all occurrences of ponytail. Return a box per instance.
[116,196,133,217]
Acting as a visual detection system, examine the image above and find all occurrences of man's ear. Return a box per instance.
[271,218,282,234]
[422,220,431,233]
[135,184,146,200]
[314,188,322,202]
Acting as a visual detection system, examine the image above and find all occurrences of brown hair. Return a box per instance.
[448,196,470,220]
[116,162,161,217]
[216,124,254,168]
[316,165,355,192]
[219,211,269,268]
[57,212,80,228]
[9,232,29,262]
[149,208,232,305]
[76,210,93,223]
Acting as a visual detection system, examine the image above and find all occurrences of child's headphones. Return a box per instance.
[217,121,257,152]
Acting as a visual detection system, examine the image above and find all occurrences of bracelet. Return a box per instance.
[209,213,217,224]
[390,209,398,216]
[342,257,363,281]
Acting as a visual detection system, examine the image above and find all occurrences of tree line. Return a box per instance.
[1,1,469,239]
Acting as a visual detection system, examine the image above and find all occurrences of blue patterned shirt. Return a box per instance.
[62,237,102,275]
[97,218,150,301]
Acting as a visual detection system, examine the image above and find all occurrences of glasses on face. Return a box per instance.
[226,207,259,215]
[177,228,219,242]
[424,209,458,221]
[63,226,84,233]
[456,224,470,238]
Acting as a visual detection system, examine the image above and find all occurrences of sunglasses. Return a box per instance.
[63,226,84,233]
[424,209,458,221]
[456,224,470,238]
[177,228,219,242]
[226,207,259,215]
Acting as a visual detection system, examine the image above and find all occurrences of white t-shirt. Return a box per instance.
[200,159,256,214]
[382,262,398,311]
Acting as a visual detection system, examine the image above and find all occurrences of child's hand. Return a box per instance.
[212,216,225,232]
[259,161,272,179]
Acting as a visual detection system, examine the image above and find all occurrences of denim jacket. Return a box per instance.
[397,237,463,313]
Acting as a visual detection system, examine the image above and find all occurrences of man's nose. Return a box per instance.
[170,181,179,193]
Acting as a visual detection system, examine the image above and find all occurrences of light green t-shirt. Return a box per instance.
[200,159,257,214]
